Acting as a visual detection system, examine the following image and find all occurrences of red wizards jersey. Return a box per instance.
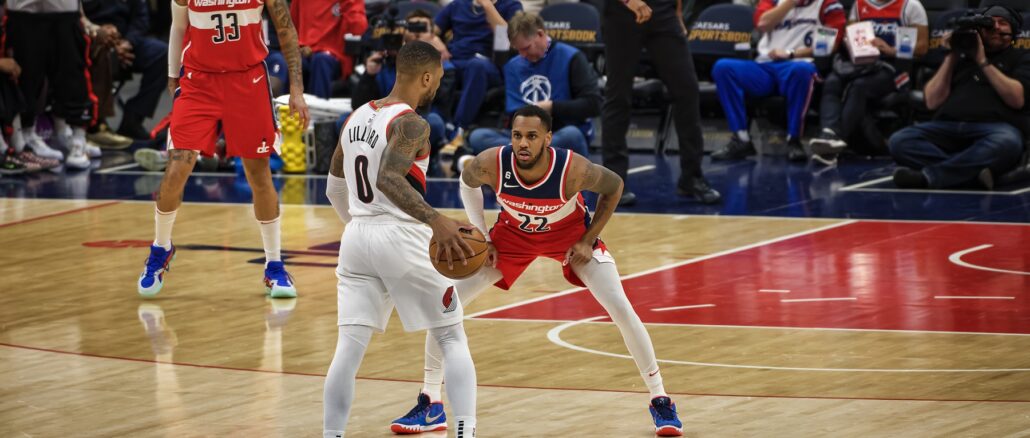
[493,146,590,234]
[854,0,907,47]
[183,0,269,72]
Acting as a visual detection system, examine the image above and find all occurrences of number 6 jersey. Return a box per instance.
[494,145,590,234]
[183,0,269,73]
[340,101,430,223]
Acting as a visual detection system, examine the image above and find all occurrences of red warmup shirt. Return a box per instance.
[290,0,368,77]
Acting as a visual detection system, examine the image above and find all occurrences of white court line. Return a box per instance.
[651,304,715,312]
[97,162,141,174]
[935,296,1015,300]
[465,220,858,318]
[470,316,1030,337]
[546,316,1030,372]
[759,289,790,293]
[839,176,892,191]
[949,244,1030,276]
[627,165,656,175]
[781,297,856,303]
[839,175,1030,195]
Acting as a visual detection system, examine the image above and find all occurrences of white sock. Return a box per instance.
[573,260,665,398]
[643,367,667,398]
[736,130,750,142]
[154,208,178,250]
[71,126,86,143]
[453,416,476,438]
[258,216,282,264]
[323,325,373,437]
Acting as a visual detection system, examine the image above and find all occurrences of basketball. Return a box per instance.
[429,228,489,279]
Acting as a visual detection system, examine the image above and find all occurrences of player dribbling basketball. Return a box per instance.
[390,105,684,436]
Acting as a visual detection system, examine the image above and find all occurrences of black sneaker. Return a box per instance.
[711,136,756,161]
[677,176,721,204]
[618,190,637,206]
[809,129,847,165]
[1,150,26,175]
[892,167,929,188]
[787,137,807,162]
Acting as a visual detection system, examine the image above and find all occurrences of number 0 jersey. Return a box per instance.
[494,146,590,234]
[340,101,430,222]
[183,0,269,72]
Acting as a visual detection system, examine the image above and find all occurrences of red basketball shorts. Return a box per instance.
[169,62,280,158]
[489,221,609,290]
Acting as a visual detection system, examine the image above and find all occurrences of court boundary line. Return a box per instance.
[840,176,1030,195]
[469,317,1030,337]
[5,342,1029,403]
[949,244,1030,276]
[465,220,858,319]
[0,200,120,228]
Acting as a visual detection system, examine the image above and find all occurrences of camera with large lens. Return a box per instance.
[948,13,994,58]
[345,1,433,60]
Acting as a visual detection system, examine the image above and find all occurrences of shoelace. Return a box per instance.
[143,251,168,276]
[266,266,294,285]
[400,402,430,421]
[652,400,676,420]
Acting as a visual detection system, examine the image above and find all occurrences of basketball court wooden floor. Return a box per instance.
[2,198,1029,437]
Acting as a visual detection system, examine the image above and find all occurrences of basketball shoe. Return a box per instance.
[649,396,683,436]
[138,245,176,297]
[264,261,297,298]
[390,393,447,434]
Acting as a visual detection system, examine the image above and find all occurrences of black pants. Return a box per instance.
[601,8,704,182]
[5,11,95,127]
[819,68,895,140]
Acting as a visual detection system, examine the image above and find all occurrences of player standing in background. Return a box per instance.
[322,40,479,438]
[136,0,310,298]
[389,105,683,437]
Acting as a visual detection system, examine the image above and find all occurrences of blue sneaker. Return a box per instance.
[390,393,447,434]
[649,396,683,436]
[264,261,297,298]
[138,244,175,297]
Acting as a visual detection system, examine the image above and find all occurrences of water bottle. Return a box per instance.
[897,33,914,59]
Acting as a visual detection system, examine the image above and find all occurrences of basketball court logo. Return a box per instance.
[442,286,457,313]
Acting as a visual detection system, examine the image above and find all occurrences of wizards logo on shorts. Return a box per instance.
[442,286,457,313]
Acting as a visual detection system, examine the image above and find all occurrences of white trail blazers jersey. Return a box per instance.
[340,101,430,222]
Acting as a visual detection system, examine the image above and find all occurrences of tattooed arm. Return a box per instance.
[378,113,474,265]
[563,154,623,266]
[266,0,310,124]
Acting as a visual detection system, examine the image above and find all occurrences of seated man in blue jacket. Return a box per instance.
[466,12,599,161]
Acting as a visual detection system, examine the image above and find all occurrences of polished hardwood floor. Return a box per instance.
[2,198,1028,437]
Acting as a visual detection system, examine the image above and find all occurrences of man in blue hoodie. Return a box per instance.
[465,12,600,160]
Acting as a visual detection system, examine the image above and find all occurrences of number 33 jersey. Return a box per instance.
[183,0,269,73]
[340,101,430,223]
[494,145,590,235]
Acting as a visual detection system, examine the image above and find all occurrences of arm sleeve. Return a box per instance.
[551,51,602,121]
[125,0,151,48]
[459,176,491,241]
[326,174,353,223]
[168,1,188,77]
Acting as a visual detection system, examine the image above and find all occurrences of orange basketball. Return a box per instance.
[429,228,489,279]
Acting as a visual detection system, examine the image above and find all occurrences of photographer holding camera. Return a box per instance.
[888,6,1029,189]
[348,9,457,176]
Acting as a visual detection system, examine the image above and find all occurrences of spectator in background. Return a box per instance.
[269,0,368,98]
[889,7,1029,190]
[808,0,928,165]
[82,0,169,142]
[5,0,96,169]
[464,12,599,162]
[435,0,523,140]
[346,9,458,175]
[710,0,846,162]
[601,0,720,206]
